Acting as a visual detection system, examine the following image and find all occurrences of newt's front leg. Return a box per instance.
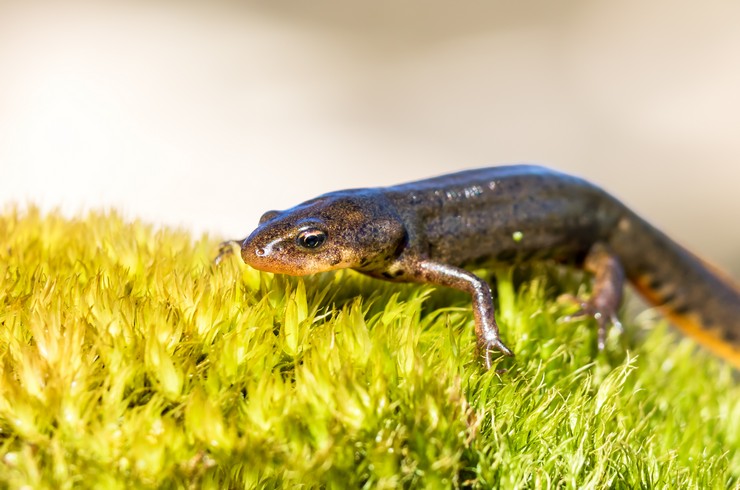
[213,238,246,265]
[412,260,514,369]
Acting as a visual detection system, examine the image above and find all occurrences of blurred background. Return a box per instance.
[1,1,738,277]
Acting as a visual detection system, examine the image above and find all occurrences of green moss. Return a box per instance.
[0,206,737,489]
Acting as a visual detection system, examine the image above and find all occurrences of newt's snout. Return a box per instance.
[240,232,283,272]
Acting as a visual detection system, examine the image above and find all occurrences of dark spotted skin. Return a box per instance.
[230,165,740,369]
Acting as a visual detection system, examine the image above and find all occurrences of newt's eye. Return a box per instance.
[296,228,327,250]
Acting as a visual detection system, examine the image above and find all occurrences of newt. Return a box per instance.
[221,165,740,369]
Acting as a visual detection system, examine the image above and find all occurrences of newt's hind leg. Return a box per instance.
[564,243,625,350]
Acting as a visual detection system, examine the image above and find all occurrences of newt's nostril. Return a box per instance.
[256,248,266,256]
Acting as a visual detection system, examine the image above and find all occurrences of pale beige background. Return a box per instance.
[1,1,738,277]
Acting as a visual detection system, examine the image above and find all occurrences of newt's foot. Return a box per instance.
[561,294,622,350]
[213,239,243,265]
[480,333,514,370]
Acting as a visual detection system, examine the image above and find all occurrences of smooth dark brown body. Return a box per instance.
[234,165,740,368]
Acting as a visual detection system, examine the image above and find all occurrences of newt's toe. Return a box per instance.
[562,295,622,350]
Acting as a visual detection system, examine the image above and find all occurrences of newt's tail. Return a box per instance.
[608,212,740,369]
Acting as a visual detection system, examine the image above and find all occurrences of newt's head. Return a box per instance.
[240,191,406,275]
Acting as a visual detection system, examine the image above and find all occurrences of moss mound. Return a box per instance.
[0,207,737,488]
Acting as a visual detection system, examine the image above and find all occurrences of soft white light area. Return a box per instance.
[0,1,738,275]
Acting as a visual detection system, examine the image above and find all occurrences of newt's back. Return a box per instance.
[384,165,622,267]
